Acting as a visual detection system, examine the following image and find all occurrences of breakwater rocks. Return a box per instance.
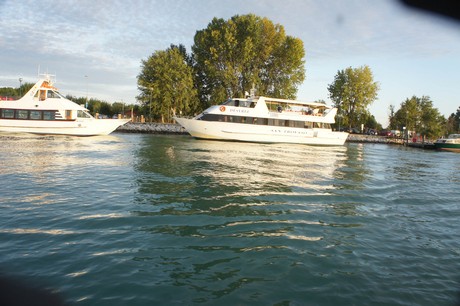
[346,134,404,144]
[116,122,187,134]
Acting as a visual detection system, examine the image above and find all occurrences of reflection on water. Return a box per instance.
[1,134,459,305]
[133,137,350,221]
[0,134,129,176]
[130,137,369,302]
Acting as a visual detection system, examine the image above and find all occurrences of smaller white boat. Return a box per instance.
[175,93,348,146]
[434,134,460,152]
[0,74,129,136]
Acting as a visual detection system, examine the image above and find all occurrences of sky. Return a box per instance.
[1,0,460,127]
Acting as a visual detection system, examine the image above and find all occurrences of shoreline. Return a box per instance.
[116,122,187,134]
[116,122,432,148]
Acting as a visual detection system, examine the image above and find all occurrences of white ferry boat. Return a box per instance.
[0,75,129,136]
[175,94,348,145]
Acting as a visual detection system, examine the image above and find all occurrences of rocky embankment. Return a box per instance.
[117,123,404,144]
[346,134,404,144]
[116,122,187,134]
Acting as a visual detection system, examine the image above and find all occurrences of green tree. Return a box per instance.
[364,114,381,130]
[0,82,34,99]
[192,14,305,106]
[445,107,460,135]
[390,96,445,140]
[138,45,199,123]
[327,65,379,129]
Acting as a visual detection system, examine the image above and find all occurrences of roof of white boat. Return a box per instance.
[240,96,332,108]
[1,74,88,111]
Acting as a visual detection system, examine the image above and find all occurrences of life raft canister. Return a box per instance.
[219,106,226,112]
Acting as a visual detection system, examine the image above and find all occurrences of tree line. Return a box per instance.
[388,97,459,139]
[326,65,459,138]
[2,13,458,138]
[137,14,305,123]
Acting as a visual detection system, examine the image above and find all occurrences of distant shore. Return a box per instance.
[116,122,408,145]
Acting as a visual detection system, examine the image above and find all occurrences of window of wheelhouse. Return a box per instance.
[1,109,14,118]
[15,110,28,119]
[30,110,42,120]
[47,90,61,99]
[43,111,55,120]
[34,90,47,101]
[65,110,72,120]
[77,110,92,118]
[222,99,255,108]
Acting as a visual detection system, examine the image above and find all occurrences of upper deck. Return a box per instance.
[202,96,338,124]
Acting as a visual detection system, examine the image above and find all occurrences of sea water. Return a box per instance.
[0,133,459,305]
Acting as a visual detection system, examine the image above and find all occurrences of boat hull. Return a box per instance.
[0,118,130,136]
[434,143,460,152]
[175,117,348,145]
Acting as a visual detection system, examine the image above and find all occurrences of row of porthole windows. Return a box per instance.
[199,114,331,129]
[0,109,56,120]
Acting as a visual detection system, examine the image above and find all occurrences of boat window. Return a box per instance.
[1,109,15,118]
[55,91,66,99]
[197,112,326,130]
[16,110,29,119]
[30,110,42,120]
[39,90,46,101]
[222,99,234,106]
[294,121,304,128]
[221,99,254,108]
[200,114,222,122]
[65,110,72,120]
[256,118,267,125]
[43,111,55,120]
[77,110,92,118]
[47,90,61,99]
[313,122,322,128]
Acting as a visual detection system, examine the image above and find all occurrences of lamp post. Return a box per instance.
[403,126,406,145]
[84,75,88,109]
[19,78,22,96]
[149,88,153,123]
[19,77,23,97]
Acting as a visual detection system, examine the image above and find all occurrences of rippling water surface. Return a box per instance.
[0,133,459,305]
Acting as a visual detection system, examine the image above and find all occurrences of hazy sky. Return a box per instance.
[1,0,459,126]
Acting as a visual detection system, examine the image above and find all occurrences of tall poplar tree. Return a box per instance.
[192,14,305,106]
[137,45,199,122]
[327,65,379,129]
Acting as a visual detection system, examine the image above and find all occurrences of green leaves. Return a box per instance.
[389,96,445,139]
[138,14,306,121]
[192,14,305,104]
[327,65,379,128]
[137,45,199,122]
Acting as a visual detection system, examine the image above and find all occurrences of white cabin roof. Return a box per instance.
[255,96,332,109]
[1,74,87,111]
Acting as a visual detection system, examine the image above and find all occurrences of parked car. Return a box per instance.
[379,130,394,137]
[339,127,360,133]
[366,129,377,135]
[350,128,361,134]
